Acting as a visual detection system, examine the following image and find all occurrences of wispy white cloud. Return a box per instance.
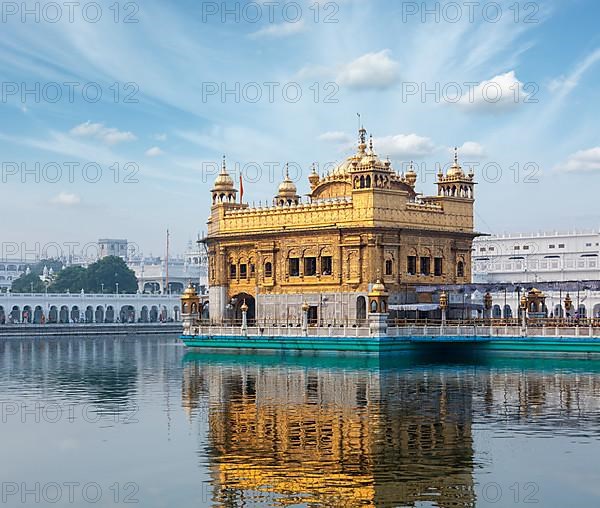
[145,146,164,157]
[0,131,195,185]
[250,20,306,38]
[548,48,600,95]
[375,133,436,159]
[457,71,528,112]
[336,50,399,90]
[297,50,400,90]
[70,121,137,145]
[175,125,277,161]
[50,192,80,206]
[555,147,600,173]
[454,141,486,159]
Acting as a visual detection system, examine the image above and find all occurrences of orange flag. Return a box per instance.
[239,170,244,203]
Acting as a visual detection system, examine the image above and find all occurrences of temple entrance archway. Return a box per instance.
[229,293,255,324]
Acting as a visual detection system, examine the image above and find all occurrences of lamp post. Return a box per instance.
[225,303,232,326]
[240,300,248,336]
[439,291,448,328]
[115,282,119,295]
[484,291,493,322]
[564,293,573,320]
[576,282,581,321]
[101,283,104,294]
[520,293,528,331]
[301,301,309,336]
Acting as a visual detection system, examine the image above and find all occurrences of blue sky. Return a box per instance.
[1,0,600,256]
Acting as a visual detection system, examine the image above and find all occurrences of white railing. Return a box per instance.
[185,323,600,340]
[190,324,370,338]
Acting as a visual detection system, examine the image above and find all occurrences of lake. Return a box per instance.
[1,335,600,507]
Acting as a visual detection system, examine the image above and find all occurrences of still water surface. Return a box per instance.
[1,336,600,507]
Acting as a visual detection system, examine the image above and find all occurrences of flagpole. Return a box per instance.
[165,229,169,295]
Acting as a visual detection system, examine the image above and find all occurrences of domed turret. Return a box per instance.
[405,161,417,187]
[211,156,237,204]
[436,147,476,199]
[213,155,234,189]
[447,147,465,178]
[275,163,300,206]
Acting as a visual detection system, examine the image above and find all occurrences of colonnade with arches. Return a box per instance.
[0,293,195,324]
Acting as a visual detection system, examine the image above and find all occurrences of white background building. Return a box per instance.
[473,230,600,283]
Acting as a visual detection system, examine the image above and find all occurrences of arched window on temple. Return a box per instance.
[385,259,393,276]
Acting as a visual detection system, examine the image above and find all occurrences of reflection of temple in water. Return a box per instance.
[182,357,477,507]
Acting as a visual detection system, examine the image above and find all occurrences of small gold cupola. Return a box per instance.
[405,161,417,187]
[308,163,320,190]
[368,278,389,313]
[275,163,300,206]
[447,147,465,178]
[436,147,476,199]
[211,155,237,205]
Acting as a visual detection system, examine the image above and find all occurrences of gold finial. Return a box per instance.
[221,154,227,173]
[454,146,458,165]
[369,134,374,152]
[358,122,367,153]
[285,162,290,179]
[308,162,320,188]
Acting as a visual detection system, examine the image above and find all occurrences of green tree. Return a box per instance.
[49,266,87,293]
[85,256,138,294]
[11,273,47,293]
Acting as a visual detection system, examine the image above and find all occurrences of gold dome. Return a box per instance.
[405,161,417,187]
[181,282,199,300]
[213,156,234,190]
[369,279,388,297]
[278,165,297,195]
[447,147,465,178]
[528,287,545,298]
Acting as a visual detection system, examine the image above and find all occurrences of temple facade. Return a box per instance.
[203,126,478,323]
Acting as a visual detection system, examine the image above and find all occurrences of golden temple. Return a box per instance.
[203,126,477,323]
